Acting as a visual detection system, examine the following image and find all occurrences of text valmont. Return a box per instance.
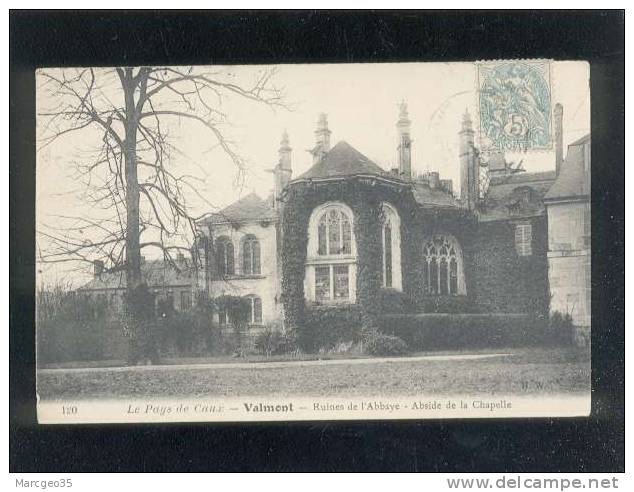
[244,402,294,413]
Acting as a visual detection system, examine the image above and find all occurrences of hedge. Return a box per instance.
[418,295,480,314]
[379,313,552,351]
[37,318,128,363]
[301,304,363,352]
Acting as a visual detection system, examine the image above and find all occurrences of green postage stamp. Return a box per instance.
[477,60,553,153]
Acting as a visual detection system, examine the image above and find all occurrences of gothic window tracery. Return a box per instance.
[317,209,352,256]
[422,235,464,296]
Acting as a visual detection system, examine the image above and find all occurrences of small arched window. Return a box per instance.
[215,237,234,277]
[242,235,261,275]
[423,234,465,296]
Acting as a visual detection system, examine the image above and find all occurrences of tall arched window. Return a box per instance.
[246,295,263,325]
[317,209,352,255]
[423,234,465,296]
[380,203,402,290]
[305,202,356,303]
[242,235,261,275]
[215,236,234,277]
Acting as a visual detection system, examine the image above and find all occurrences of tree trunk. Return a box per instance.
[122,69,146,364]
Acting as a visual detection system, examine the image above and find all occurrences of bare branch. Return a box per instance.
[37,65,287,285]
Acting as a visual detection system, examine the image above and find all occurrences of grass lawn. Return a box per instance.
[37,347,590,401]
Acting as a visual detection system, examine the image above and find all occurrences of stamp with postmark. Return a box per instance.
[477,60,552,153]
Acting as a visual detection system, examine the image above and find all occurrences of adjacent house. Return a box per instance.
[544,132,591,342]
[78,255,195,315]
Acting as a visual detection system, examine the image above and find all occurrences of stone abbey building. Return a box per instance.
[193,103,590,338]
[81,103,590,342]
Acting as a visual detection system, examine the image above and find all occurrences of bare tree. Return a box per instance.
[37,66,285,361]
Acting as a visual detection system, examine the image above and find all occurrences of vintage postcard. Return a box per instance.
[35,60,591,424]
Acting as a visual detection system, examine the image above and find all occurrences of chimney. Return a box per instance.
[396,101,412,180]
[274,130,293,207]
[554,103,564,176]
[93,260,104,278]
[312,113,331,164]
[279,129,292,171]
[459,110,479,210]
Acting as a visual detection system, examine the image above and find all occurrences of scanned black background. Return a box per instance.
[10,10,625,472]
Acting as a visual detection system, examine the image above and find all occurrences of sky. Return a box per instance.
[36,61,590,286]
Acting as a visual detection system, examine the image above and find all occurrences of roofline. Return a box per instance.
[79,283,193,292]
[416,203,462,211]
[288,173,407,187]
[568,133,591,147]
[198,215,279,227]
[488,174,557,186]
[477,212,546,223]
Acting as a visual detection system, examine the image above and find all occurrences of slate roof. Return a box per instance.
[479,170,557,222]
[294,140,459,209]
[412,182,461,209]
[78,259,195,291]
[544,134,590,201]
[294,141,388,181]
[201,192,277,225]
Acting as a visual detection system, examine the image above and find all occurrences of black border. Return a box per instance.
[10,10,625,472]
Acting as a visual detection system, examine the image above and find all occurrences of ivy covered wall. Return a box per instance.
[281,178,406,338]
[281,178,474,340]
[280,177,550,348]
[468,216,550,316]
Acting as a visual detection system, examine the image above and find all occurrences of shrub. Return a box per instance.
[379,313,547,351]
[364,333,409,356]
[376,288,416,314]
[548,311,575,346]
[302,305,363,352]
[155,294,223,357]
[254,327,298,356]
[214,295,251,331]
[37,284,111,363]
[214,294,251,348]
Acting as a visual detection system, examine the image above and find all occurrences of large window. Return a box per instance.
[380,203,402,290]
[215,236,234,276]
[306,203,356,303]
[423,234,465,296]
[314,264,350,302]
[515,223,532,256]
[242,235,261,275]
